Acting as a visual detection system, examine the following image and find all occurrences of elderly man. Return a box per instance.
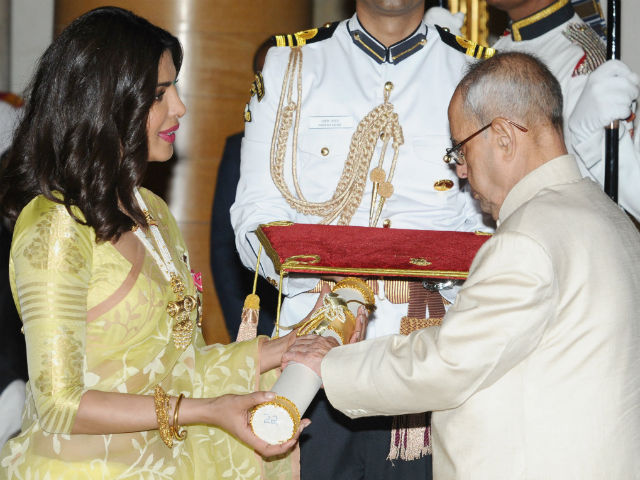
[286,52,640,479]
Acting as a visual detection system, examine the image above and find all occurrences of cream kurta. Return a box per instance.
[322,155,640,479]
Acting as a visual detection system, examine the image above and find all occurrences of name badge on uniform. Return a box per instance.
[309,116,354,129]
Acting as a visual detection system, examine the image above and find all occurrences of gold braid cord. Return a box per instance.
[270,48,405,227]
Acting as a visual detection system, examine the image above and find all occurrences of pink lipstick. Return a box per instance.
[158,124,179,144]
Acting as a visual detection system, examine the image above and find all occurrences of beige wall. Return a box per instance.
[8,0,54,93]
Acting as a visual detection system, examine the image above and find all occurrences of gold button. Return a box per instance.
[354,33,360,40]
[434,179,454,191]
[321,147,329,156]
[384,81,394,92]
[324,22,332,28]
[383,219,391,228]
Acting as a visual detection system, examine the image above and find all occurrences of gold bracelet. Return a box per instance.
[172,393,187,441]
[154,385,173,448]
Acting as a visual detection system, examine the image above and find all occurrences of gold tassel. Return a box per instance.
[236,245,264,341]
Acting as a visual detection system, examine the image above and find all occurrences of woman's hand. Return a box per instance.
[209,391,309,457]
[258,330,298,373]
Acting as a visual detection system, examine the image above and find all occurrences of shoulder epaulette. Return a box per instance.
[562,23,605,76]
[273,21,339,48]
[435,25,495,60]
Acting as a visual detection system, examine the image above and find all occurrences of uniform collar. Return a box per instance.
[507,0,575,42]
[498,155,582,225]
[347,14,428,64]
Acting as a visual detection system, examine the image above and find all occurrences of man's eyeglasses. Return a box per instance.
[443,119,528,166]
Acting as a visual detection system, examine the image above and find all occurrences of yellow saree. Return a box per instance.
[0,189,292,479]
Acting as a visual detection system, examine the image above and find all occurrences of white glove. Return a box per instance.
[424,7,465,36]
[569,59,640,144]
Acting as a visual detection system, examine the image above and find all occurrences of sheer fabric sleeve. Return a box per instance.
[10,198,93,434]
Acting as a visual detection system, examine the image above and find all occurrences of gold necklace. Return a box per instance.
[132,189,196,350]
[166,273,198,350]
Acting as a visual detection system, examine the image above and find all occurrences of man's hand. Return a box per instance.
[569,59,640,143]
[282,335,339,377]
[348,305,369,344]
[211,391,310,458]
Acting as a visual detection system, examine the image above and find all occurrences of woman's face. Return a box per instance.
[147,50,186,162]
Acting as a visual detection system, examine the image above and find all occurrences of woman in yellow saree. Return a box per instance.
[0,7,302,479]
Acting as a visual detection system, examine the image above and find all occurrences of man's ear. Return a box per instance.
[491,118,516,159]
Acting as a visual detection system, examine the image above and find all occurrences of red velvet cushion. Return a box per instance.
[256,223,491,279]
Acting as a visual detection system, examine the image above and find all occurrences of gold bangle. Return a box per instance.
[154,385,173,448]
[172,393,187,441]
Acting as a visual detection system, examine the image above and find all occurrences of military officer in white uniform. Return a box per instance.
[231,1,494,478]
[488,0,640,219]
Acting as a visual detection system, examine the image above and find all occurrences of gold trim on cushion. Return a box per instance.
[256,223,481,279]
[283,254,321,267]
[409,257,431,266]
[284,264,470,278]
[255,225,283,272]
[255,225,472,279]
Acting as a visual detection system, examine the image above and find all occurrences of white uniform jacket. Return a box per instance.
[231,15,491,337]
[493,2,640,219]
[322,155,640,479]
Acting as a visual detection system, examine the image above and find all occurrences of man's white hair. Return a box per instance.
[457,52,564,133]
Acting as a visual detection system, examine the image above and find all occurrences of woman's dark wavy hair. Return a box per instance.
[0,6,182,241]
